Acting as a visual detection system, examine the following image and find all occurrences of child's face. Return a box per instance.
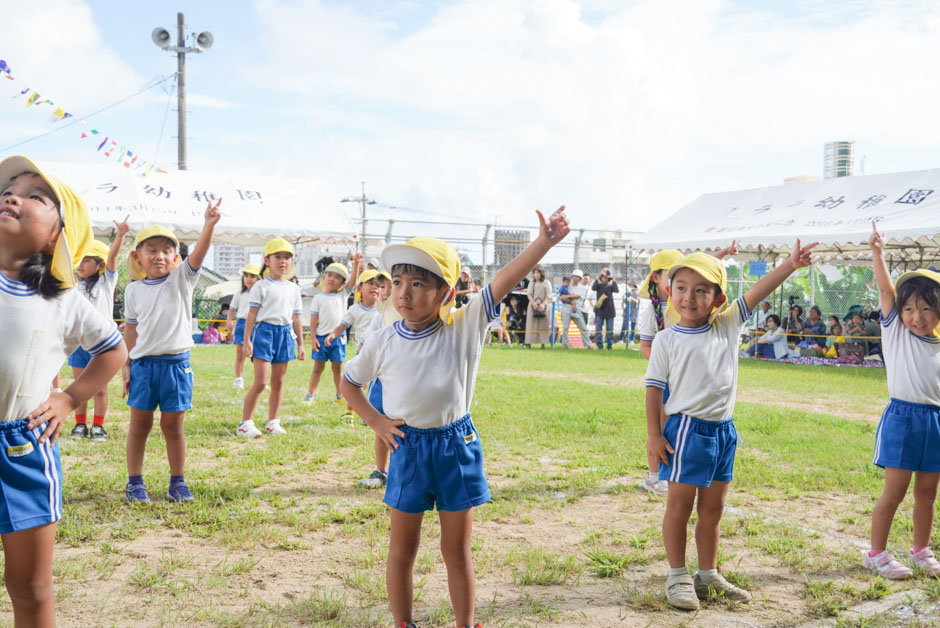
[359,278,378,306]
[392,270,451,326]
[243,272,259,290]
[76,256,103,279]
[900,295,940,336]
[0,174,61,261]
[377,277,391,301]
[265,252,293,279]
[669,267,725,324]
[853,314,863,325]
[323,270,344,292]
[828,316,838,327]
[132,237,177,279]
[832,324,843,335]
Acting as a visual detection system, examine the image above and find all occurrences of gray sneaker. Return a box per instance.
[665,573,700,610]
[693,572,752,603]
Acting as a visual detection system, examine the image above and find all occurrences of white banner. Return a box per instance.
[633,169,940,261]
[38,160,356,245]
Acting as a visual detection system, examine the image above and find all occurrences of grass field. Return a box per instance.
[11,344,940,627]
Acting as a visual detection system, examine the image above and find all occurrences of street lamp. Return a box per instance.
[152,12,213,171]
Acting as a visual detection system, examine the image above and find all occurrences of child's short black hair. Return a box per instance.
[391,263,447,289]
[897,276,940,313]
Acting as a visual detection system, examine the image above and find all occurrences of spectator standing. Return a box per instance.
[560,270,594,348]
[592,269,619,350]
[524,266,552,348]
[619,283,640,345]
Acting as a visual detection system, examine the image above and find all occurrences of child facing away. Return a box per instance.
[863,221,940,578]
[304,253,362,406]
[227,263,262,389]
[237,239,305,438]
[341,207,570,628]
[0,156,127,625]
[68,215,129,441]
[122,200,221,503]
[645,241,815,611]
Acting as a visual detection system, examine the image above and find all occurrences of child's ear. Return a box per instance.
[130,249,140,262]
[714,292,727,308]
[663,284,671,298]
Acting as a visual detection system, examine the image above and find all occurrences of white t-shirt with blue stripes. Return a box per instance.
[880,305,940,406]
[124,260,200,360]
[248,277,302,326]
[310,288,351,335]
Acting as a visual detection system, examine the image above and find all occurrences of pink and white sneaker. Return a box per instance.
[862,550,913,579]
[910,548,940,576]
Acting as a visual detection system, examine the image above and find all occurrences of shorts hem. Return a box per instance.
[0,513,61,535]
[128,403,191,413]
[874,460,940,473]
[438,492,491,512]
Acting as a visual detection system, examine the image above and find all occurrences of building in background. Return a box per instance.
[494,229,530,266]
[824,141,854,178]
[213,243,262,277]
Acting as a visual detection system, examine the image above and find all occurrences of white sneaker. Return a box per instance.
[236,420,262,438]
[642,472,668,496]
[264,419,286,435]
[233,377,244,389]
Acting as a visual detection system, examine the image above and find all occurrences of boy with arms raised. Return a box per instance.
[341,207,570,628]
[645,240,815,610]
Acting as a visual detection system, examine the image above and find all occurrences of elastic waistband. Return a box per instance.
[257,322,290,330]
[136,351,190,363]
[888,397,940,412]
[669,414,735,430]
[0,418,35,433]
[401,413,474,439]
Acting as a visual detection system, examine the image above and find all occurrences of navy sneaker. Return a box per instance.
[167,481,194,502]
[89,425,107,441]
[70,424,88,438]
[125,482,151,504]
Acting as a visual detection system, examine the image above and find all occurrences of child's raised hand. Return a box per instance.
[536,205,570,246]
[786,238,818,271]
[716,239,738,259]
[27,392,72,445]
[114,214,131,237]
[869,220,886,254]
[204,198,222,226]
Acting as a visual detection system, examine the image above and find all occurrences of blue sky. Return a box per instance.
[3,0,940,242]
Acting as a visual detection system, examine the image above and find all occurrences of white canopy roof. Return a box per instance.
[632,169,940,267]
[40,160,356,245]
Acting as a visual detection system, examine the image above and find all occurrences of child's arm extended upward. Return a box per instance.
[186,199,222,271]
[489,206,570,303]
[868,220,895,314]
[742,239,818,314]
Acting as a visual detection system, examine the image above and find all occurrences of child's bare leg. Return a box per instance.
[92,386,108,418]
[241,360,271,422]
[387,508,423,624]
[911,471,940,548]
[663,482,697,567]
[871,467,912,550]
[71,367,88,418]
[2,522,56,627]
[440,508,476,626]
[374,435,389,473]
[695,481,731,570]
[234,344,246,379]
[126,409,155,476]
[267,363,288,420]
[160,411,186,476]
[307,360,325,396]
[330,362,343,397]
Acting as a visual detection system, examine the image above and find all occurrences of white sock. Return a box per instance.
[698,568,718,582]
[667,566,688,578]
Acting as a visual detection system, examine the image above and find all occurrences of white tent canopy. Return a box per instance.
[39,160,356,245]
[632,169,940,267]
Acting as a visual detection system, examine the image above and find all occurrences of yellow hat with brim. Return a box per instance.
[895,269,940,294]
[264,237,294,258]
[325,262,349,280]
[382,236,460,322]
[639,249,683,299]
[379,270,391,281]
[354,269,379,303]
[82,240,111,275]
[240,263,262,277]
[0,156,93,289]
[127,225,180,281]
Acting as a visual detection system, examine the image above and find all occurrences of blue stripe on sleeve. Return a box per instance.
[185,259,201,275]
[645,379,667,390]
[343,372,363,388]
[736,296,752,323]
[88,330,124,355]
[481,285,500,322]
[639,334,655,342]
[881,306,897,327]
[125,318,138,325]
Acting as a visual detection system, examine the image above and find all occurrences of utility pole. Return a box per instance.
[341,182,375,255]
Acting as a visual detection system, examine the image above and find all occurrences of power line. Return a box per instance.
[152,73,178,167]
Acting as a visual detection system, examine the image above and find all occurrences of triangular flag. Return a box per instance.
[26,92,39,106]
[97,136,109,151]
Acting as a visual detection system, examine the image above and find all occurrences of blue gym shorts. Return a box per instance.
[384,413,490,514]
[127,352,194,412]
[67,346,92,369]
[368,378,384,415]
[659,414,738,487]
[233,318,247,345]
[311,333,346,363]
[251,322,296,363]
[0,419,62,533]
[873,398,940,472]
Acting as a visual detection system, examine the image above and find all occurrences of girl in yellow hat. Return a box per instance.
[0,156,127,625]
[67,216,130,441]
[226,263,262,390]
[864,221,940,579]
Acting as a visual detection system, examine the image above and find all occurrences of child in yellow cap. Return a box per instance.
[67,215,130,441]
[237,238,305,437]
[304,252,362,406]
[0,156,127,625]
[122,200,221,503]
[341,206,570,628]
[645,240,815,610]
[864,221,940,579]
[226,262,262,390]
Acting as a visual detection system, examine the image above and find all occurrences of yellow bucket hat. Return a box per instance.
[638,249,683,299]
[381,236,460,322]
[264,237,294,258]
[240,263,262,277]
[354,268,379,303]
[895,269,940,294]
[316,262,349,291]
[82,240,111,275]
[127,225,180,281]
[0,156,93,289]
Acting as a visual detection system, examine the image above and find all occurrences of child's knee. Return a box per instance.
[5,576,52,609]
[160,416,185,438]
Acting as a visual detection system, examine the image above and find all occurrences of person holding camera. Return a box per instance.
[592,268,619,350]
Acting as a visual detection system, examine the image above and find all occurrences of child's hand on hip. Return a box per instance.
[27,392,73,444]
[372,416,407,451]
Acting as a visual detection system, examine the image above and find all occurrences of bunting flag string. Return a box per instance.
[0,58,168,175]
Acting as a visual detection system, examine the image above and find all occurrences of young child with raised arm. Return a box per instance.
[68,215,129,440]
[0,156,126,625]
[863,221,940,578]
[341,207,569,628]
[227,263,262,389]
[122,201,221,503]
[645,241,815,610]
